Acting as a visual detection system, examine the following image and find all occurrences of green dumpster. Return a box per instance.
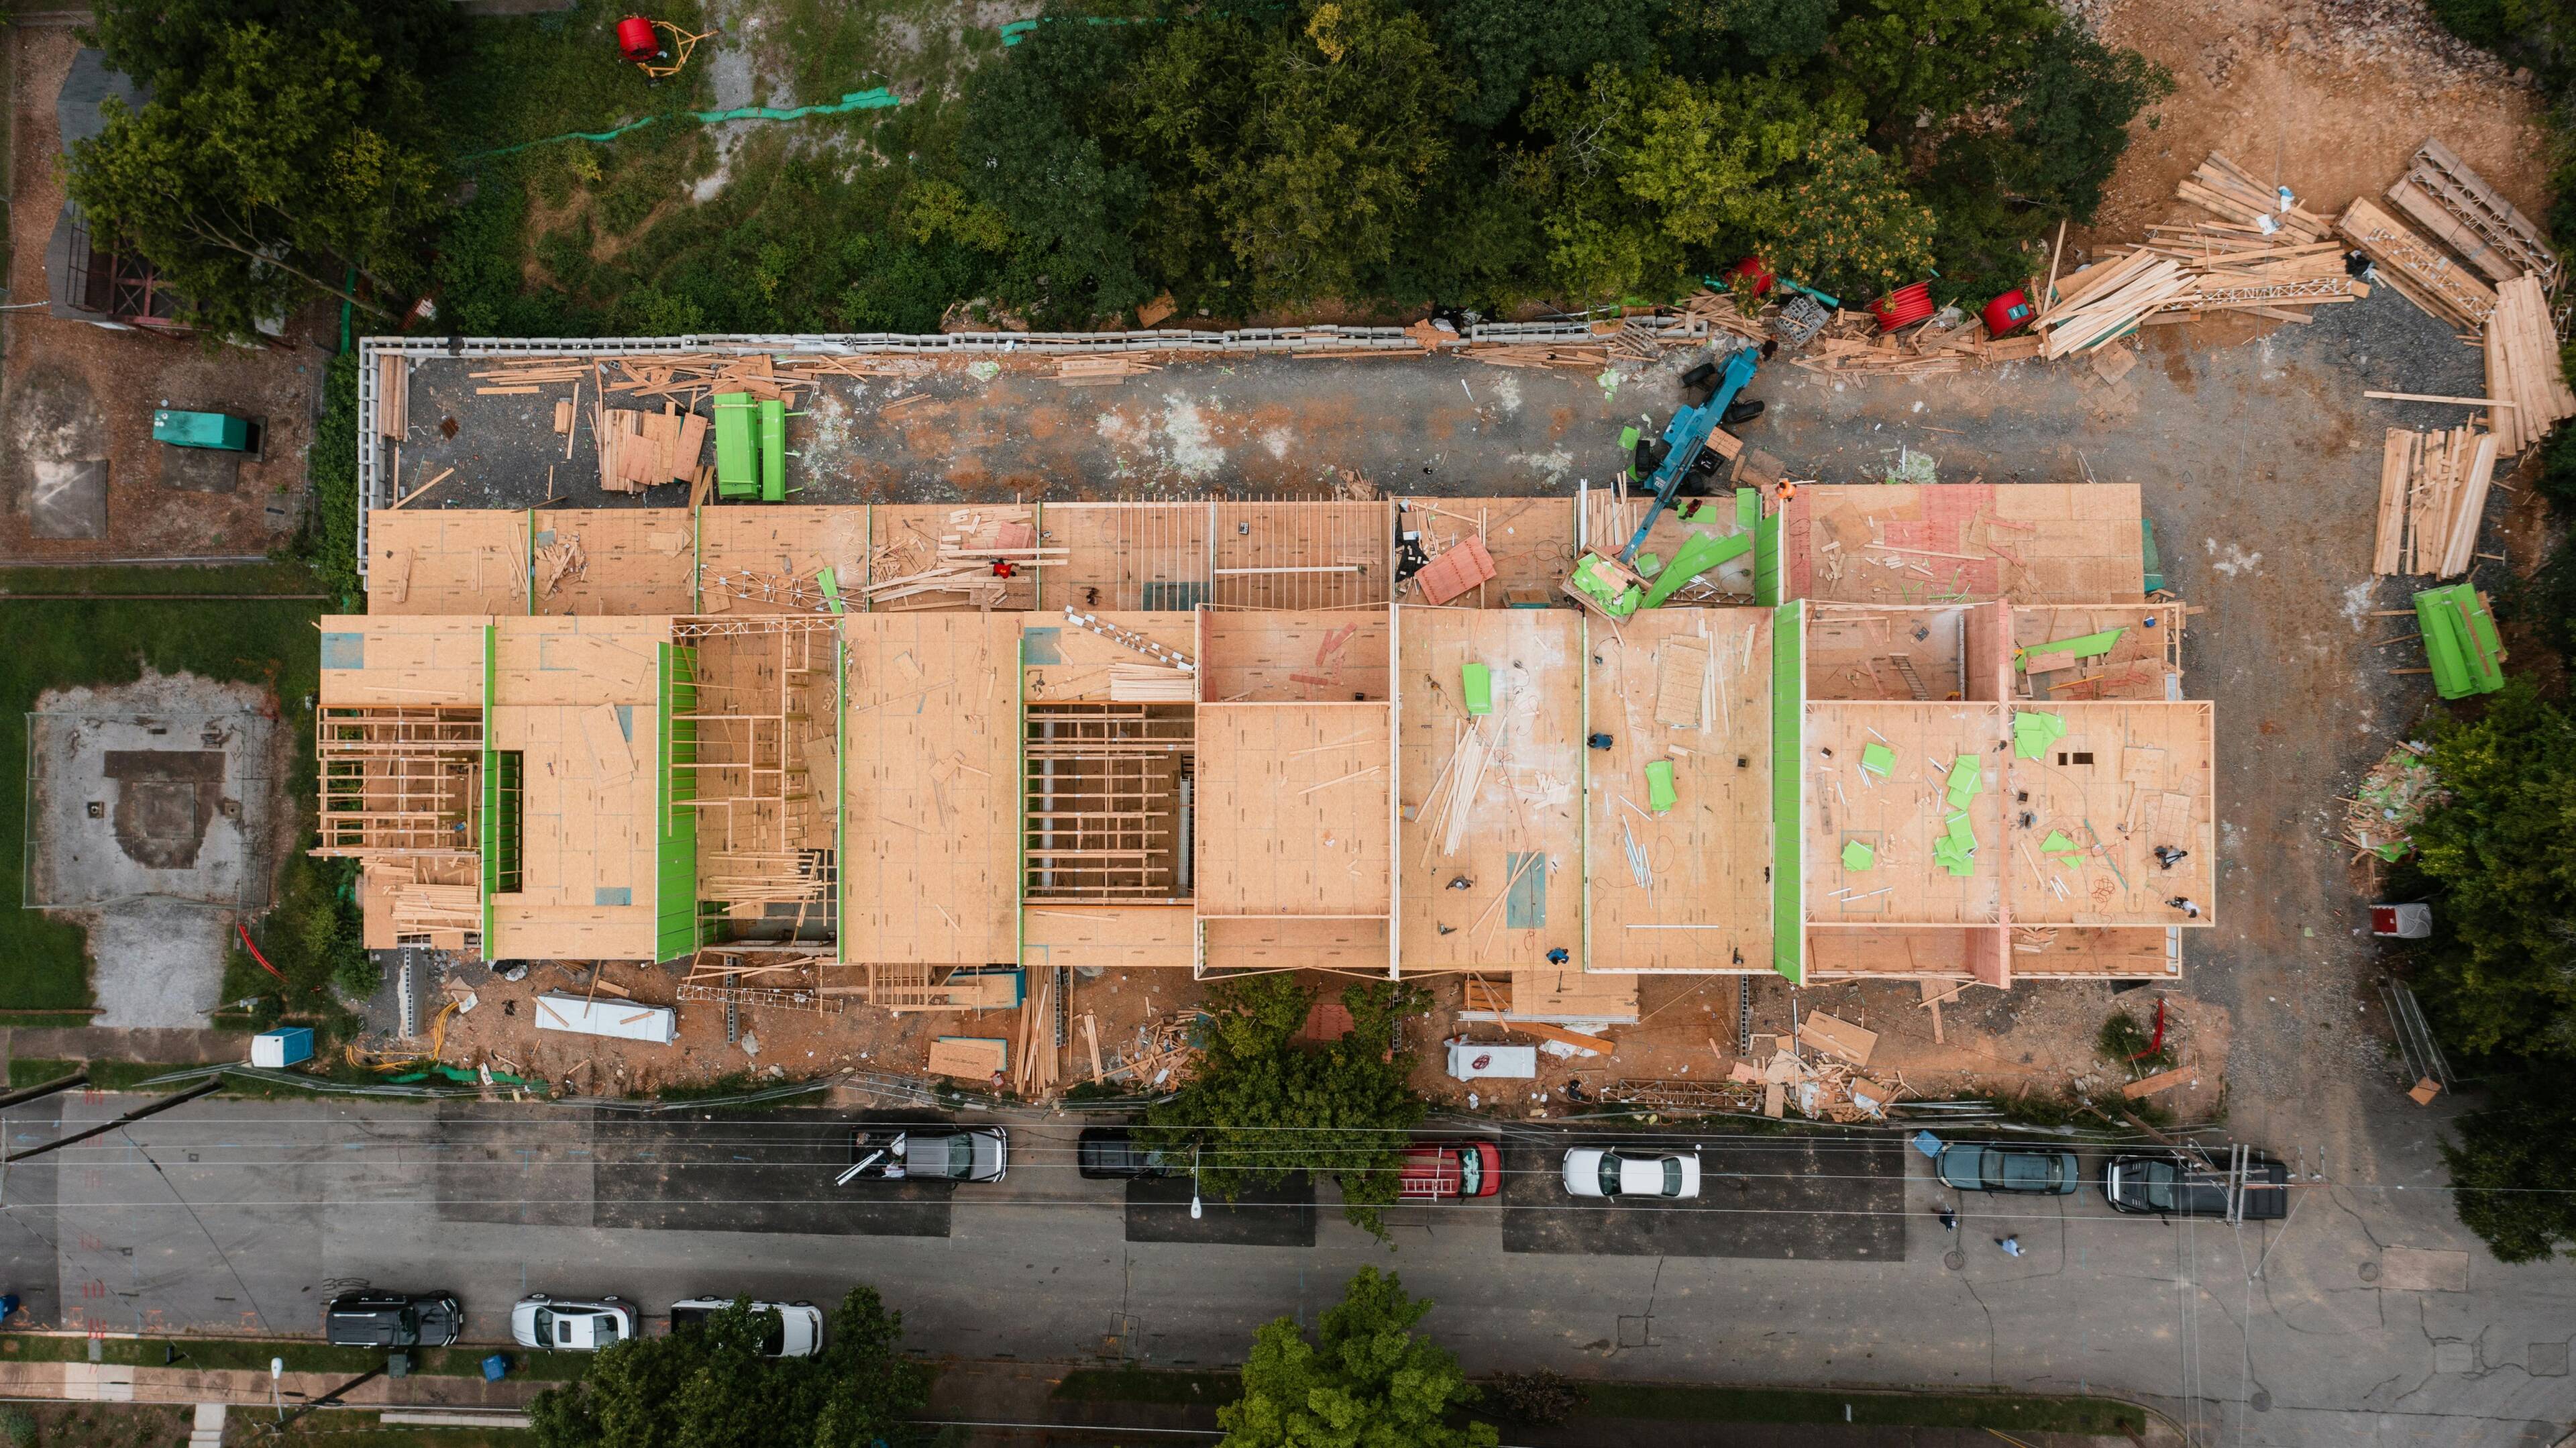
[759,399,786,503]
[2413,583,2506,699]
[713,393,757,499]
[152,409,252,451]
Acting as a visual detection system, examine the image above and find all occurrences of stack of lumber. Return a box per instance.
[2337,197,2500,332]
[1057,356,1162,386]
[2138,227,2365,321]
[376,354,410,437]
[2034,252,2197,357]
[1676,289,1772,341]
[2483,274,2576,454]
[1467,341,1611,370]
[926,1036,1010,1085]
[2174,153,2330,243]
[2387,139,2558,287]
[1013,969,1059,1096]
[1108,664,1196,702]
[596,406,709,493]
[1790,311,2043,376]
[2374,425,2500,577]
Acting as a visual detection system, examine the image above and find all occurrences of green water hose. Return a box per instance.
[462,87,906,162]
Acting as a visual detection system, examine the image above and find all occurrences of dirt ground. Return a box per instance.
[2085,0,2546,248]
[0,25,326,564]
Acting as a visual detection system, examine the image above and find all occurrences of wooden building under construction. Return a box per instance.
[324,485,2212,1019]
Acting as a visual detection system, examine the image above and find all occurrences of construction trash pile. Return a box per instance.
[2345,741,2445,862]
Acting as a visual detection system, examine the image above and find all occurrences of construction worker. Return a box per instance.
[1776,479,1799,505]
[990,560,1016,579]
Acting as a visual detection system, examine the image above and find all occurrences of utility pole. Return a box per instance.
[3,1079,221,1163]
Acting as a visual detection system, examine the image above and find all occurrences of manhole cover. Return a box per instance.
[2249,1388,2273,1412]
[1943,1249,1966,1272]
[2359,1261,2381,1283]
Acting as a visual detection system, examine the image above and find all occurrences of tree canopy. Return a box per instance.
[70,0,453,340]
[1140,976,1428,1235]
[527,1290,926,1448]
[1220,1268,1498,1448]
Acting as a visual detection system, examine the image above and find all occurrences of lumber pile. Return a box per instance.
[2388,139,2557,288]
[2337,197,2500,332]
[1789,311,2042,377]
[1108,664,1196,702]
[534,533,587,599]
[2173,152,2330,243]
[1013,969,1059,1096]
[2034,252,2197,357]
[863,505,1037,609]
[1057,356,1162,386]
[2374,425,2499,578]
[1466,341,1611,370]
[2483,275,2576,454]
[1695,1027,1905,1123]
[1676,289,1772,341]
[596,406,710,493]
[376,354,409,437]
[927,1036,1009,1085]
[2138,226,2365,321]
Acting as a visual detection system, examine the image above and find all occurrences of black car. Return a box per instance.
[1076,1128,1183,1180]
[2102,1151,2291,1219]
[324,1290,463,1348]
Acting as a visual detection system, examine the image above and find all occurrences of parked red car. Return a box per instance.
[1397,1140,1501,1200]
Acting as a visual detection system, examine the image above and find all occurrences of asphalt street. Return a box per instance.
[2,1094,2569,1447]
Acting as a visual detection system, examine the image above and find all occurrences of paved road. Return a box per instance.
[1,1094,2568,1446]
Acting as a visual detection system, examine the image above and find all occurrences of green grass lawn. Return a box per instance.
[1052,1367,2148,1435]
[0,1333,588,1383]
[0,567,324,1012]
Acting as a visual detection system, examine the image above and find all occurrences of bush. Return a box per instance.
[0,1408,34,1448]
[1490,1369,1589,1426]
[303,353,360,610]
[2442,1071,2576,1261]
[2097,1008,2175,1072]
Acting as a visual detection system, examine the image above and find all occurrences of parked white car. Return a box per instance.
[511,1294,635,1351]
[1562,1145,1702,1200]
[669,1298,824,1358]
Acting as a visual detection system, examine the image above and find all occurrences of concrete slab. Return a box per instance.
[2379,1245,2471,1292]
[1124,1175,1316,1247]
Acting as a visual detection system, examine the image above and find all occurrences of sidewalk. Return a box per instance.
[0,1359,543,1412]
[1,1029,250,1066]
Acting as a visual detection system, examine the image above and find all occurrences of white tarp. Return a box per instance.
[534,992,676,1044]
[1446,1040,1536,1080]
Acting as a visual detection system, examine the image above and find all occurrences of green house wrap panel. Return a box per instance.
[1753,500,1784,607]
[478,625,498,958]
[759,399,786,502]
[714,394,757,499]
[1769,601,1805,983]
[655,643,701,960]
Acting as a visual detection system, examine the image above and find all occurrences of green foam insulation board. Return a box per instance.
[1642,530,1753,609]
[655,641,701,961]
[713,394,758,499]
[1461,662,1494,715]
[2021,628,2125,666]
[1645,759,1677,813]
[2414,584,2506,700]
[1860,743,1894,776]
[1841,839,1874,871]
[759,399,787,502]
[2012,711,2068,759]
[2039,829,2080,867]
[1944,756,1983,810]
[1769,601,1805,982]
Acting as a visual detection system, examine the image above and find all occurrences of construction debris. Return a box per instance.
[2387,139,2557,289]
[2338,196,2499,333]
[2343,742,2443,862]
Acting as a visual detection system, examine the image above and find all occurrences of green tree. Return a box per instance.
[1519,65,1825,303]
[89,0,456,98]
[1140,977,1428,1234]
[2406,680,2576,1062]
[954,17,1157,325]
[1830,0,2061,130]
[1432,0,1661,129]
[1699,0,1840,59]
[2443,1076,2576,1262]
[1753,130,1937,299]
[1125,0,1464,310]
[1221,1268,1498,1448]
[1920,30,2171,302]
[64,19,446,340]
[528,1290,927,1448]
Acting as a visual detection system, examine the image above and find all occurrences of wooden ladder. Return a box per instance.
[1884,654,1931,701]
